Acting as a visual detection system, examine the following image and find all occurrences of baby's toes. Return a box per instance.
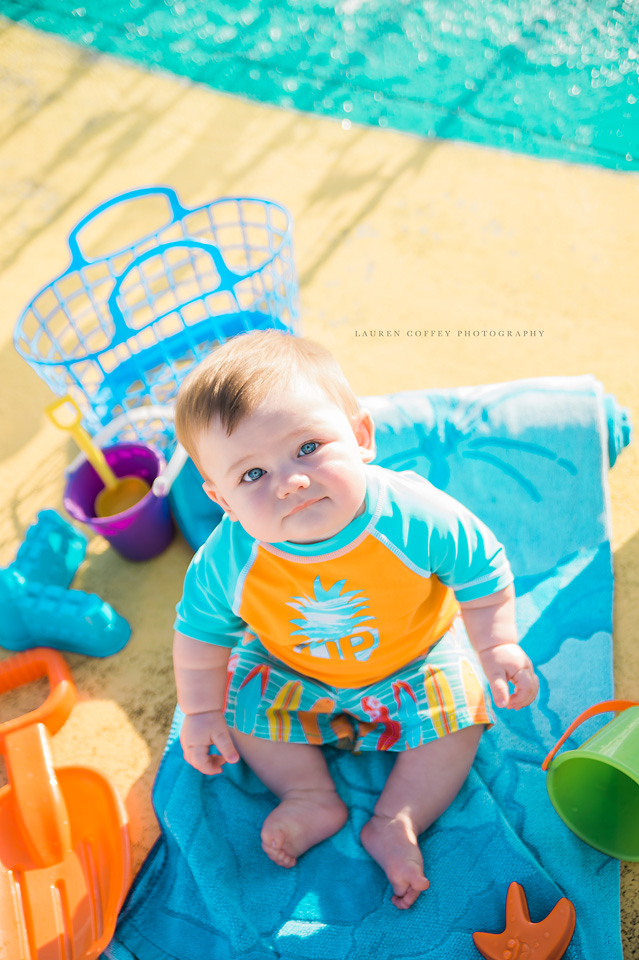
[261,828,297,868]
[390,863,429,909]
[391,885,423,910]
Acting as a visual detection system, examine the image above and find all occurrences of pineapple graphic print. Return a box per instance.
[288,576,380,663]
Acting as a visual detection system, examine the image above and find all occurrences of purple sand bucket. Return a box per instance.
[64,443,174,561]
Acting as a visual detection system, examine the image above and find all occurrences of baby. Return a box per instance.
[172,330,538,909]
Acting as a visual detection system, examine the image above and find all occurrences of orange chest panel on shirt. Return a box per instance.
[238,535,459,687]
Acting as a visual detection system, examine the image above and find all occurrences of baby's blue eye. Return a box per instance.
[299,441,319,456]
[242,467,265,483]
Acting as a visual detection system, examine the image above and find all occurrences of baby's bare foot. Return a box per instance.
[360,812,430,909]
[261,789,348,868]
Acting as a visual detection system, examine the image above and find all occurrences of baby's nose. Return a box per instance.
[276,469,311,497]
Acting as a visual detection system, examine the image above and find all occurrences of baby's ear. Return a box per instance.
[202,481,237,521]
[354,409,376,463]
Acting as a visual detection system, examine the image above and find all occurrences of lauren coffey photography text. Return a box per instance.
[354,329,545,338]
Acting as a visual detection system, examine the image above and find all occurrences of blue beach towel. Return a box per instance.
[106,374,631,960]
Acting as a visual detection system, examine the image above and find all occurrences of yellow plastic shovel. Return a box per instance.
[46,397,150,518]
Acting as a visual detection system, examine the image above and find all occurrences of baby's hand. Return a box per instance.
[180,709,240,775]
[478,643,538,710]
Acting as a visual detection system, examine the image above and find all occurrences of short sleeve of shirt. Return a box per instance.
[380,470,514,603]
[174,520,248,647]
[423,491,513,602]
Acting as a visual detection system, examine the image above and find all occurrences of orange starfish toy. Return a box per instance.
[473,882,576,960]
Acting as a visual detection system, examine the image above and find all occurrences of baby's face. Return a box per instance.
[196,380,375,544]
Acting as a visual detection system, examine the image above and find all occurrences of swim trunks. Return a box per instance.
[224,617,495,752]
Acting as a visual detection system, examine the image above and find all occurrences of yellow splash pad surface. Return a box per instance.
[0,20,637,956]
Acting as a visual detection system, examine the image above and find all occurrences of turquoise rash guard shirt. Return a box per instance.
[174,466,514,688]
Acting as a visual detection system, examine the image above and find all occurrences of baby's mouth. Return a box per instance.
[288,497,324,516]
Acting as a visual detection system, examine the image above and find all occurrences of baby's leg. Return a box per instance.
[232,730,348,868]
[360,724,483,909]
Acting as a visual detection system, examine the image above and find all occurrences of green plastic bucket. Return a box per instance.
[542,699,639,860]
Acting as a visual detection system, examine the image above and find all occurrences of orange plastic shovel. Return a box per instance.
[0,648,131,960]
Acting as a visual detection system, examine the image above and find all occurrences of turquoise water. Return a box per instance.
[2,0,638,170]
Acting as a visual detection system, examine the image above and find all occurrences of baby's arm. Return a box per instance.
[173,631,240,775]
[459,584,538,710]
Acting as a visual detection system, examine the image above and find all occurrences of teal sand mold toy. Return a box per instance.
[10,509,87,587]
[0,510,130,657]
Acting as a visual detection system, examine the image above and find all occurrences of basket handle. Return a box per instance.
[67,186,191,268]
[105,238,249,340]
[541,699,639,771]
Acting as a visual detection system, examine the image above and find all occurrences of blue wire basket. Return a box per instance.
[14,187,299,439]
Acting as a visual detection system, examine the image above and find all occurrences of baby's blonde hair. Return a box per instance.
[175,330,360,465]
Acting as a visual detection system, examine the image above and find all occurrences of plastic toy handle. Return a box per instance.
[541,699,639,771]
[46,395,118,489]
[105,237,246,339]
[3,722,72,868]
[0,648,77,744]
[153,443,188,497]
[66,186,191,268]
[92,404,176,448]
